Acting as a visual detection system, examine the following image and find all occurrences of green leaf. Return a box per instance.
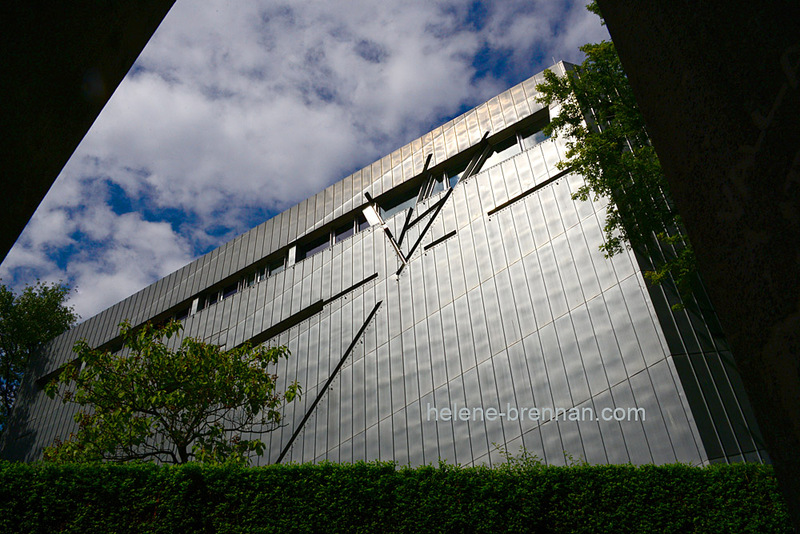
[535,40,697,306]
[43,321,300,465]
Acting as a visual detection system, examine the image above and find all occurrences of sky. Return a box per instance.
[1,0,609,322]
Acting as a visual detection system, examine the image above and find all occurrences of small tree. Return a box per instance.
[535,15,696,307]
[0,281,77,432]
[44,320,301,465]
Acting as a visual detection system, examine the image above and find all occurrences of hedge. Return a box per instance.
[0,461,791,533]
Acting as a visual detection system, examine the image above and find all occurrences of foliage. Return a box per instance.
[0,281,77,432]
[0,460,791,533]
[493,442,545,470]
[535,38,696,308]
[43,320,300,465]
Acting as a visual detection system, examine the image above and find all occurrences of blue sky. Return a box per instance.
[0,0,609,321]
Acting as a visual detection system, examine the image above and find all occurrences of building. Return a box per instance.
[1,63,766,467]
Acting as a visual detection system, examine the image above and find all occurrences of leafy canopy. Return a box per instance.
[535,38,696,305]
[0,281,77,432]
[44,320,301,465]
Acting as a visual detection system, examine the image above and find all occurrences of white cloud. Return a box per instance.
[1,0,609,320]
[66,213,194,318]
[1,173,195,319]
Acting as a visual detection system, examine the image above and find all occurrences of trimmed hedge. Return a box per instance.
[0,461,791,533]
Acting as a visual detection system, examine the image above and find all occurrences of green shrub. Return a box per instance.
[0,461,791,533]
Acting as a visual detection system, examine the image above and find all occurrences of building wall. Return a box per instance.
[262,142,707,466]
[1,65,764,466]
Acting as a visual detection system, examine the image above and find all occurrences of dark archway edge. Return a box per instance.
[0,2,177,262]
[596,1,800,529]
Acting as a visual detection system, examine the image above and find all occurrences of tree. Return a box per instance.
[0,281,77,432]
[535,29,696,307]
[43,320,301,465]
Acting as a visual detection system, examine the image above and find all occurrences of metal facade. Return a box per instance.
[1,64,765,466]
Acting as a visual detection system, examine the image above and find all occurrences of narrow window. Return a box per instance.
[445,160,469,188]
[297,234,331,260]
[518,113,551,150]
[334,220,355,243]
[240,272,256,291]
[481,135,522,170]
[175,307,190,321]
[357,213,370,232]
[206,291,221,308]
[432,174,446,195]
[520,127,550,150]
[222,282,238,299]
[267,257,285,276]
[379,191,417,220]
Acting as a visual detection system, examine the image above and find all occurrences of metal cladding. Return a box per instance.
[1,64,766,466]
